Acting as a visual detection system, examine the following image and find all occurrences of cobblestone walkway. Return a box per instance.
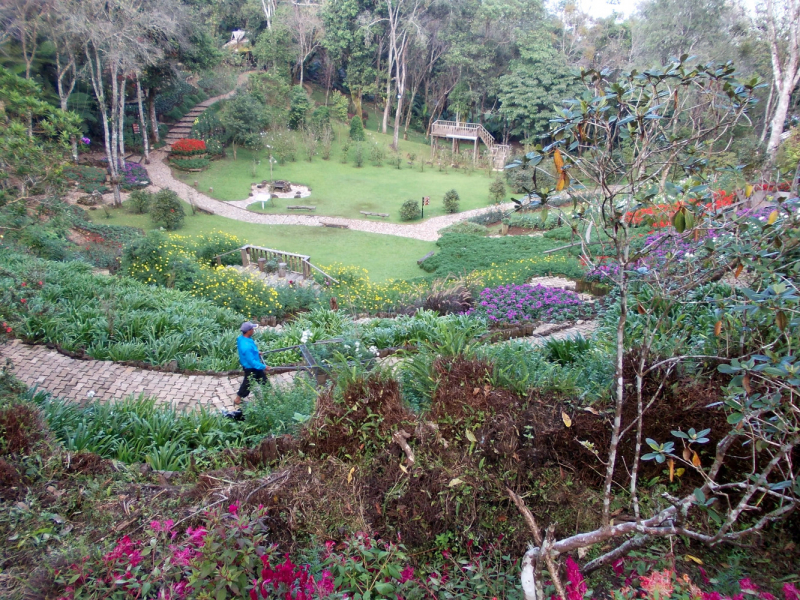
[0,340,295,411]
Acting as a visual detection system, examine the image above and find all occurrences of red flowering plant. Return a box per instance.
[170,138,207,157]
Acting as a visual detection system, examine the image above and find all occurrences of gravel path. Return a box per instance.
[148,152,513,242]
[152,76,513,242]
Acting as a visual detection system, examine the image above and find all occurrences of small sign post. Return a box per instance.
[422,196,429,218]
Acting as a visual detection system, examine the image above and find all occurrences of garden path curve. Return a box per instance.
[0,321,597,410]
[147,151,515,242]
[0,340,295,411]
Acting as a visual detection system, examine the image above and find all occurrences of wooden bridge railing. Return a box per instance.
[214,245,338,284]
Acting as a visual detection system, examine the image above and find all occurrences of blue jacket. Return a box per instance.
[237,335,266,370]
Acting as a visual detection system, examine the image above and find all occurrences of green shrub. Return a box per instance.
[340,139,350,163]
[504,211,561,231]
[126,190,152,214]
[421,233,570,277]
[443,189,460,213]
[122,231,200,287]
[438,221,489,236]
[310,106,331,129]
[63,165,108,194]
[288,85,310,130]
[349,114,365,141]
[150,190,185,230]
[205,138,225,158]
[544,335,592,365]
[399,198,421,221]
[370,143,385,166]
[170,157,210,171]
[489,177,506,203]
[330,90,349,121]
[353,142,364,167]
[165,107,185,122]
[469,209,507,226]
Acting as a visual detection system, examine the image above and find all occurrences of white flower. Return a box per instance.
[87,391,95,398]
[369,345,379,356]
[300,329,312,344]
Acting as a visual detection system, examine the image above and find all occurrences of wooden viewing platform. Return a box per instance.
[430,120,510,169]
[213,245,338,284]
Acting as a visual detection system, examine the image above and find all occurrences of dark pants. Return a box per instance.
[237,368,267,399]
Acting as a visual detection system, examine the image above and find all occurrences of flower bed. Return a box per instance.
[170,157,210,172]
[120,161,150,190]
[63,165,108,195]
[468,283,592,324]
[170,138,207,157]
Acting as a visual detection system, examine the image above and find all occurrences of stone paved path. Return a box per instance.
[2,318,598,410]
[0,340,295,411]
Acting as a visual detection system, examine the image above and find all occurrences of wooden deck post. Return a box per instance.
[240,247,250,267]
[473,137,478,163]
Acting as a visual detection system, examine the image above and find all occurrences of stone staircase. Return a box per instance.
[163,100,213,147]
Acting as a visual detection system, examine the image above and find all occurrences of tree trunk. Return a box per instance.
[117,71,126,167]
[109,62,123,206]
[766,79,796,166]
[382,36,395,135]
[148,89,160,144]
[760,81,775,144]
[56,52,78,162]
[353,89,363,121]
[403,85,418,140]
[136,73,150,163]
[392,42,408,150]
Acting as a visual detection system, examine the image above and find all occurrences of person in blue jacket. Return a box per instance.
[234,322,270,405]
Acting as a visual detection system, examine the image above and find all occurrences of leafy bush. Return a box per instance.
[399,198,421,221]
[205,138,225,158]
[150,190,185,230]
[489,177,506,203]
[438,221,489,236]
[443,189,460,213]
[170,157,210,171]
[122,231,200,287]
[310,105,331,129]
[544,335,592,364]
[370,142,385,166]
[353,142,364,167]
[126,190,151,214]
[504,211,561,231]
[469,208,507,226]
[349,114,365,141]
[288,85,310,130]
[191,266,280,316]
[330,90,349,121]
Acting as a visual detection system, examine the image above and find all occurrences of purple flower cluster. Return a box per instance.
[80,136,91,145]
[468,284,588,324]
[122,161,149,186]
[585,262,620,282]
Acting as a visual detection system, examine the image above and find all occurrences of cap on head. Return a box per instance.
[240,322,256,333]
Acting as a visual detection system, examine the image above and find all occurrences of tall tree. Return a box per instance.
[764,0,800,166]
[496,30,579,142]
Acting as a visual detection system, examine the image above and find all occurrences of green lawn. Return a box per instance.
[172,126,508,224]
[89,202,434,281]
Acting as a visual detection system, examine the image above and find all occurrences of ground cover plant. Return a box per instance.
[468,283,593,324]
[419,233,584,278]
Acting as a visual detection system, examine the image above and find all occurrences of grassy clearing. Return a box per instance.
[172,128,509,223]
[87,202,434,281]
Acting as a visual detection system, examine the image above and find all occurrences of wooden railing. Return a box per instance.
[431,120,510,168]
[215,245,338,284]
